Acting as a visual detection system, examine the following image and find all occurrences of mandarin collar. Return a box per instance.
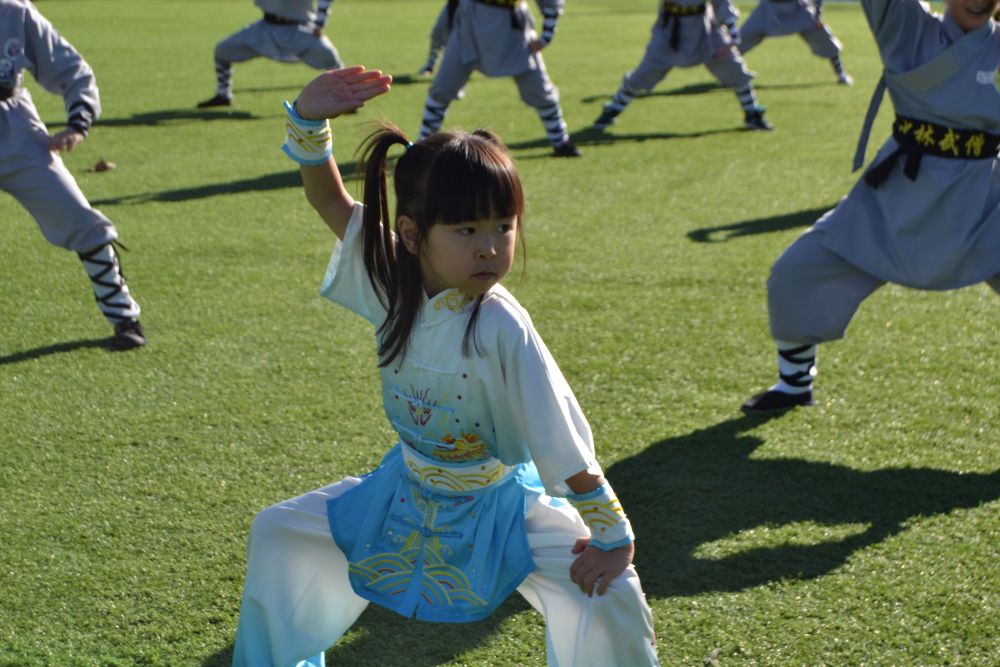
[420,288,478,326]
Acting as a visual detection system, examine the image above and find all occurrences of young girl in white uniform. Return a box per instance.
[230,66,659,666]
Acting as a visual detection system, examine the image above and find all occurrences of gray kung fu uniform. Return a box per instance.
[623,0,754,94]
[0,0,115,253]
[215,0,342,70]
[767,5,1000,344]
[426,0,565,124]
[739,0,842,60]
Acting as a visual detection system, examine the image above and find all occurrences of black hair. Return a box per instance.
[357,123,525,367]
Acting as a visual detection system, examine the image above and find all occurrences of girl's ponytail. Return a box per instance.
[357,123,424,367]
[358,125,410,312]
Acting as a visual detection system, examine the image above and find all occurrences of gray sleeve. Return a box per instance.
[535,0,564,45]
[430,3,450,49]
[859,0,931,66]
[21,3,100,134]
[314,0,333,27]
[712,0,739,26]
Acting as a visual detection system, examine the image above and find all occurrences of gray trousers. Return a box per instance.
[740,23,841,59]
[215,21,342,68]
[428,47,560,108]
[625,43,754,93]
[767,226,1000,344]
[2,150,115,252]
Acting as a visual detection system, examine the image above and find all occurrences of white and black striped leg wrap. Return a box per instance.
[419,95,449,140]
[539,11,558,46]
[734,83,761,113]
[215,57,233,98]
[830,55,845,77]
[772,341,816,395]
[422,46,442,72]
[605,80,638,115]
[78,243,140,324]
[535,101,568,147]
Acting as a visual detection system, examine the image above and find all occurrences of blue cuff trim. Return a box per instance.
[282,144,331,165]
[284,99,327,127]
[566,483,610,502]
[588,535,634,552]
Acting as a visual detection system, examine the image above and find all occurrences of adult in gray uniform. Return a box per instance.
[593,0,773,132]
[0,0,144,348]
[743,0,1000,412]
[418,0,581,158]
[738,0,853,85]
[197,0,342,108]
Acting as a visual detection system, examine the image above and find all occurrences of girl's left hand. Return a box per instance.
[296,66,392,121]
[569,537,634,597]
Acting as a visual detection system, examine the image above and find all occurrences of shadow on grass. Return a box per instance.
[687,205,833,243]
[0,337,119,365]
[199,413,1000,664]
[507,125,745,157]
[90,163,358,206]
[84,109,259,128]
[611,414,1000,598]
[200,596,532,667]
[581,79,830,104]
[386,73,432,86]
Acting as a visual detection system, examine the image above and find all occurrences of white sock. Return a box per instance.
[768,340,816,395]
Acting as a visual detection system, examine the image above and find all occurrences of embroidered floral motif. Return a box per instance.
[433,433,491,462]
[433,290,474,313]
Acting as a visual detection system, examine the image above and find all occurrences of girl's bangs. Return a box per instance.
[422,139,524,225]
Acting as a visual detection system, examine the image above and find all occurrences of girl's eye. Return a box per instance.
[457,227,476,236]
[496,223,513,233]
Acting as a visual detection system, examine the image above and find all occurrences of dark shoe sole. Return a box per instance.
[197,96,232,109]
[741,389,814,414]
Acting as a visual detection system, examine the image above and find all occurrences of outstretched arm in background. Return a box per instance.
[288,66,392,239]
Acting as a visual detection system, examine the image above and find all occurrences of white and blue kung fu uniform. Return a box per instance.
[593,0,771,130]
[203,0,343,105]
[745,3,1000,410]
[419,0,576,152]
[230,204,660,667]
[0,0,140,330]
[738,0,851,85]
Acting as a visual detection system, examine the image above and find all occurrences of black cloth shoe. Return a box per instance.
[744,109,774,131]
[552,140,582,158]
[592,108,618,130]
[741,389,813,413]
[113,319,146,350]
[197,94,232,108]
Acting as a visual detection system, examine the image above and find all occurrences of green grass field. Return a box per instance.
[2,1,998,665]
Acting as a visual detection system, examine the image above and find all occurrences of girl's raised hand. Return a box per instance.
[295,66,392,121]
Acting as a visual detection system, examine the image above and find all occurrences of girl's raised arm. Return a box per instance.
[284,67,392,239]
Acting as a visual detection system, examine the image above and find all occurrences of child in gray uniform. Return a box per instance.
[742,0,1000,412]
[197,0,343,108]
[738,0,853,85]
[418,0,581,158]
[593,0,773,132]
[0,0,144,349]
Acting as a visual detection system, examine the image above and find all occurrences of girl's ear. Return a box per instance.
[398,215,421,255]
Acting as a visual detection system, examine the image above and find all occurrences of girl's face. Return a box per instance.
[413,216,518,298]
[946,0,1000,31]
